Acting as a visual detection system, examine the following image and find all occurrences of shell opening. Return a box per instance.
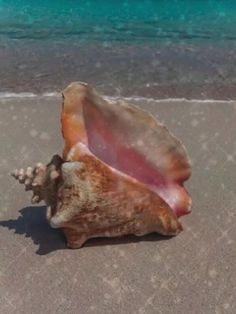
[62,83,191,218]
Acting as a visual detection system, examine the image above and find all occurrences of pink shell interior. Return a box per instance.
[81,100,191,218]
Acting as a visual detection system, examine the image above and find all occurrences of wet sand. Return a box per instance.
[0,95,236,313]
[1,41,236,99]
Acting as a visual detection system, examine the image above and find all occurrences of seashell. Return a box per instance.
[12,82,191,249]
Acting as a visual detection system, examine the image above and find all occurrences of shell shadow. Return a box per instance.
[0,206,172,255]
[0,206,66,255]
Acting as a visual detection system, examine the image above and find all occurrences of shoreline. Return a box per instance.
[1,41,236,100]
[1,93,236,104]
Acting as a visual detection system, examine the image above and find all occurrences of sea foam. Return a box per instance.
[0,92,236,104]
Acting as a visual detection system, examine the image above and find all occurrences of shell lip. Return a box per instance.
[61,82,192,219]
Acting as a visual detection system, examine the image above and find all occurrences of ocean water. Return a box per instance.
[1,0,236,42]
[0,0,236,98]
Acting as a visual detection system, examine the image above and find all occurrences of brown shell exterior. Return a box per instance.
[49,152,183,248]
[12,82,192,249]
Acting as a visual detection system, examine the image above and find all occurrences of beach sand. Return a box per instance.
[0,95,236,313]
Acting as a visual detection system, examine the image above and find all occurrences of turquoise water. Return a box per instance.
[1,1,236,98]
[1,0,236,42]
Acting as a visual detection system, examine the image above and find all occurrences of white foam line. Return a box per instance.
[0,92,235,103]
[42,92,61,97]
[0,92,37,98]
[0,92,60,98]
[106,96,236,104]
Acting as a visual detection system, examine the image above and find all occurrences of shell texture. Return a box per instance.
[12,82,192,248]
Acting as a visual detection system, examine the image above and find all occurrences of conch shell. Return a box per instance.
[12,82,192,249]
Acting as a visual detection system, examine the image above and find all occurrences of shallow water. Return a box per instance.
[1,0,236,43]
[0,1,236,98]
